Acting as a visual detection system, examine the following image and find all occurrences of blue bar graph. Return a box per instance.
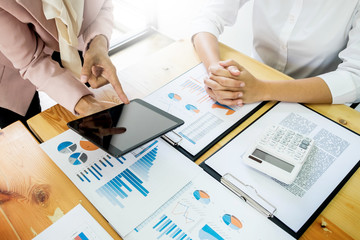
[94,163,102,170]
[88,167,100,180]
[77,174,84,182]
[115,156,126,164]
[104,157,113,167]
[81,172,90,182]
[99,159,107,167]
[133,140,158,158]
[78,154,122,183]
[153,215,191,240]
[130,146,158,181]
[95,143,159,208]
[96,168,150,208]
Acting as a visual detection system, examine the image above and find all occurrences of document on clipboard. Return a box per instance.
[41,129,295,239]
[143,63,265,160]
[125,170,295,240]
[201,102,360,238]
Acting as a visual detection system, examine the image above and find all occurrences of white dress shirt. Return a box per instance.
[192,0,360,104]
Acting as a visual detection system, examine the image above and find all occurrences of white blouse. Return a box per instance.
[192,0,360,104]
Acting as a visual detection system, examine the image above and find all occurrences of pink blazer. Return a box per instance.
[0,0,113,115]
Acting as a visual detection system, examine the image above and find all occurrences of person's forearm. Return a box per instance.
[263,77,333,103]
[87,34,108,53]
[192,32,221,71]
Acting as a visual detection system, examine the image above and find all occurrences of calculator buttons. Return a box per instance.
[244,124,314,184]
[259,125,313,164]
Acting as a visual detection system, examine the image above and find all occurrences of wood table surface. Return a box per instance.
[19,39,360,240]
[0,121,122,240]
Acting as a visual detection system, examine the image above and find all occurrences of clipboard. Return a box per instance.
[200,102,360,239]
[143,63,266,160]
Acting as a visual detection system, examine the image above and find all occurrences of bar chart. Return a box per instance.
[96,141,159,208]
[42,129,201,237]
[181,77,211,104]
[75,154,123,182]
[130,142,158,181]
[153,215,192,240]
[56,139,127,183]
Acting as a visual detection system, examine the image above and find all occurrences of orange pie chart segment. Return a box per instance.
[222,214,243,230]
[80,138,99,151]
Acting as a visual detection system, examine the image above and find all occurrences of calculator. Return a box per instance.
[243,124,314,184]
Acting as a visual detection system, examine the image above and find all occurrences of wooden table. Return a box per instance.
[20,40,360,239]
[0,121,122,240]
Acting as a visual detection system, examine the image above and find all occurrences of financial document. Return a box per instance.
[41,130,201,237]
[206,102,360,232]
[33,204,113,240]
[126,171,294,240]
[144,63,262,157]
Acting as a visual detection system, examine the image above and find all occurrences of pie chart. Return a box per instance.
[185,104,200,113]
[222,214,242,230]
[168,93,182,101]
[69,152,88,165]
[193,190,210,204]
[80,138,98,151]
[57,141,77,154]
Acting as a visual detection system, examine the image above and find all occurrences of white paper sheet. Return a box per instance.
[355,103,360,112]
[125,171,295,240]
[206,102,360,232]
[144,63,262,156]
[33,204,113,240]
[41,130,202,237]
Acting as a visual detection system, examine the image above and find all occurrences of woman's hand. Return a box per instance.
[74,95,117,116]
[80,35,129,104]
[205,59,268,106]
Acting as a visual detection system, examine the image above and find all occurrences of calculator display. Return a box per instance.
[244,124,314,184]
[250,149,295,173]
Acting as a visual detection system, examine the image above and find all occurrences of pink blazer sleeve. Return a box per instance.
[82,0,114,52]
[0,8,92,114]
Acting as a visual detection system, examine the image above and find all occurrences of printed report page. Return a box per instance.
[206,102,360,232]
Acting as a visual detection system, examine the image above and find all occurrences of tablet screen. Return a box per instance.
[67,99,184,157]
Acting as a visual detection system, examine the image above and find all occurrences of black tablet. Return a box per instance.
[67,99,184,157]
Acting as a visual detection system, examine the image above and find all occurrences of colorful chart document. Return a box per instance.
[33,204,113,240]
[41,130,202,237]
[205,102,360,233]
[144,63,263,158]
[125,171,294,240]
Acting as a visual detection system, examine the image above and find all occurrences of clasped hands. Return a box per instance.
[205,59,267,106]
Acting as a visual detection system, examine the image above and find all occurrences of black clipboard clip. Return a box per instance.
[221,173,277,218]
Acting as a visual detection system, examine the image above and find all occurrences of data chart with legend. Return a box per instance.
[41,130,201,237]
[144,63,262,156]
[126,171,294,240]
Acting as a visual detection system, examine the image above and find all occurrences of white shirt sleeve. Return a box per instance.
[311,9,360,104]
[191,0,248,39]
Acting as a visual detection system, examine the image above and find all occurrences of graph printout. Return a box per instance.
[144,63,262,156]
[206,102,360,232]
[33,204,113,240]
[41,130,201,237]
[125,171,295,240]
